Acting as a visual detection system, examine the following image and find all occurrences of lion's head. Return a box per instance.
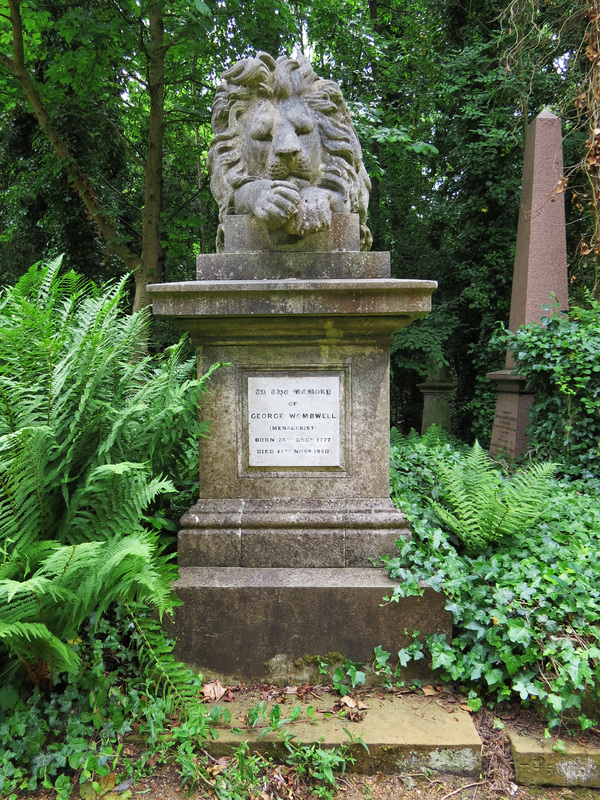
[207,52,372,252]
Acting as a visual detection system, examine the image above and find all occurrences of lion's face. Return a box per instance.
[242,98,323,187]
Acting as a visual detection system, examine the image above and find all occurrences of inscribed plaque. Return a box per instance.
[248,376,340,467]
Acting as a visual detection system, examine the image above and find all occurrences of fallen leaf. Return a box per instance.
[340,695,357,708]
[285,686,298,694]
[422,685,437,696]
[80,785,95,800]
[459,704,473,713]
[357,700,370,710]
[202,679,226,702]
[98,774,117,794]
[114,778,133,793]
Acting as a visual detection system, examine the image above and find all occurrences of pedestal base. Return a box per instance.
[168,567,452,682]
[148,227,440,683]
[487,371,534,459]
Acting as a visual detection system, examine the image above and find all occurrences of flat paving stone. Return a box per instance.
[510,731,600,787]
[204,690,482,776]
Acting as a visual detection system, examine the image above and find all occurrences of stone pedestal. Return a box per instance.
[149,216,450,681]
[487,372,534,458]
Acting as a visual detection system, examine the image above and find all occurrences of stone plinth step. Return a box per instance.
[168,567,451,683]
[178,498,409,568]
[204,690,482,776]
[509,731,600,787]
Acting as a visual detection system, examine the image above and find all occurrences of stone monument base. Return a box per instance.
[168,567,451,683]
[417,380,455,434]
[487,371,534,459]
[149,214,446,682]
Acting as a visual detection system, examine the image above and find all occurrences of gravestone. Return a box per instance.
[148,52,451,681]
[488,109,569,459]
[417,359,455,434]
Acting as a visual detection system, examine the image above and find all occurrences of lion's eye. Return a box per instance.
[251,118,273,141]
[294,121,314,136]
[252,130,273,141]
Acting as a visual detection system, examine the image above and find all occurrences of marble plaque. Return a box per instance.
[248,376,340,467]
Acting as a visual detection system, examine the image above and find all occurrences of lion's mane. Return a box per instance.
[207,52,372,251]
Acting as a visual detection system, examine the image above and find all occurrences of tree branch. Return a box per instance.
[5,0,141,276]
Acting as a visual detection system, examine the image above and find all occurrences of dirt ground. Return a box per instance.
[18,687,600,800]
[125,703,600,800]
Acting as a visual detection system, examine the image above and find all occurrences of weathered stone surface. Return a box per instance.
[181,498,410,529]
[207,52,372,252]
[196,249,390,280]
[179,529,405,568]
[148,278,435,331]
[219,213,361,254]
[506,109,568,341]
[177,529,241,567]
[344,530,404,567]
[150,272,436,679]
[417,380,455,434]
[169,567,452,681]
[240,529,346,568]
[510,732,600,787]
[203,691,482,776]
[196,215,388,281]
[184,344,396,502]
[178,499,409,568]
[149,52,438,685]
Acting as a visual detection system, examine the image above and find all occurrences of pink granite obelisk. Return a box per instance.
[488,109,568,458]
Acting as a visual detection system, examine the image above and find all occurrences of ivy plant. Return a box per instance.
[500,298,600,485]
[386,429,600,731]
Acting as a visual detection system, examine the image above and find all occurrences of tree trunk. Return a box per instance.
[1,0,142,279]
[135,0,166,313]
[1,0,167,313]
[584,0,600,296]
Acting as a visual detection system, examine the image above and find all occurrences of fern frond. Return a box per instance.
[432,442,556,551]
[0,620,80,674]
[123,602,203,716]
[0,261,220,686]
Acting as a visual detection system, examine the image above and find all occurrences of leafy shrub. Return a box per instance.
[0,257,219,688]
[387,431,600,730]
[501,298,600,484]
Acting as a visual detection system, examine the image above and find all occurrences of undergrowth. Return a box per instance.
[500,297,600,486]
[0,259,356,798]
[385,427,600,731]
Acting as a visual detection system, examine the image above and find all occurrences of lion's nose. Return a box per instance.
[273,121,302,158]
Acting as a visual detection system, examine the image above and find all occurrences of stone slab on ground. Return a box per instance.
[205,690,482,776]
[510,731,600,787]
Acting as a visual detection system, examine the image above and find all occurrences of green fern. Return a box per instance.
[0,258,220,686]
[431,442,557,552]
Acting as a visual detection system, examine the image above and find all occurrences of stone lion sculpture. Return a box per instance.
[207,51,372,251]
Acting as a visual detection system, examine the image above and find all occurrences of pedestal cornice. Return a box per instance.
[148,278,437,343]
